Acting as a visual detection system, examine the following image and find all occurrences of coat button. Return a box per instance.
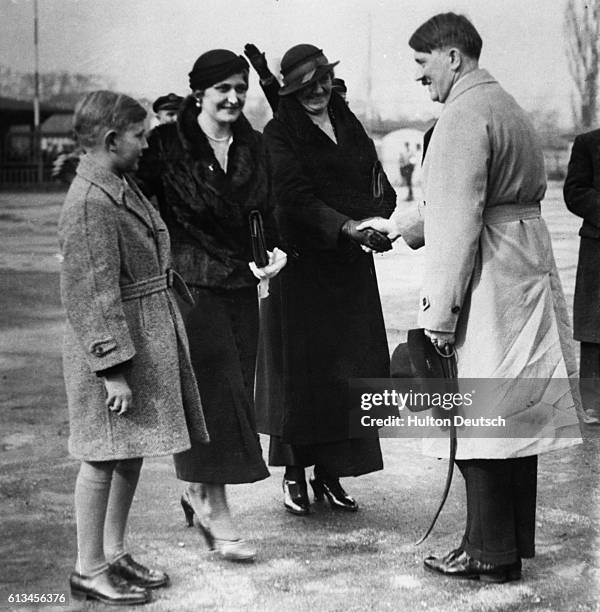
[451,306,460,314]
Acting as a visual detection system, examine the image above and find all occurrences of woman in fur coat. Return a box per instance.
[137,49,285,562]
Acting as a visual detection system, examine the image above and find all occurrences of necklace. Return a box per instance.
[205,133,232,143]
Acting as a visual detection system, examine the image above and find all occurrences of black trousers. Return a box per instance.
[456,456,537,565]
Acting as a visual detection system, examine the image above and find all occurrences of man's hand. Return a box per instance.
[244,43,271,80]
[424,329,456,349]
[103,372,133,416]
[356,216,401,241]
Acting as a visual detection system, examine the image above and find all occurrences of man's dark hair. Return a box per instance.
[409,12,482,60]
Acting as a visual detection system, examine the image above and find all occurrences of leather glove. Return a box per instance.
[341,219,393,252]
[244,43,271,80]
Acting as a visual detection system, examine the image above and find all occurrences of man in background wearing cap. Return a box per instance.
[152,92,183,125]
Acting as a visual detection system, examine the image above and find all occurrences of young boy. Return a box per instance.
[59,91,207,605]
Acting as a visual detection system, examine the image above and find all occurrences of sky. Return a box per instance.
[0,0,574,124]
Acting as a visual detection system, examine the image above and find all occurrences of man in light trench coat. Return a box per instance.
[361,12,581,583]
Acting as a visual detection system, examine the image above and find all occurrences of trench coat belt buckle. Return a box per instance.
[482,201,540,225]
[120,269,195,304]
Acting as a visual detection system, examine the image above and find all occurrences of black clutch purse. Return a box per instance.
[370,160,384,201]
[249,210,269,268]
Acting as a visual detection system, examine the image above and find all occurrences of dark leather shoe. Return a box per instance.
[424,549,521,583]
[283,478,310,515]
[70,567,151,605]
[310,469,358,512]
[430,547,463,566]
[110,553,170,589]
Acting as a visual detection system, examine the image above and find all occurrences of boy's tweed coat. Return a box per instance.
[59,155,208,460]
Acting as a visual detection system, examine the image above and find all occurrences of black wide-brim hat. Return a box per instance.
[279,44,339,96]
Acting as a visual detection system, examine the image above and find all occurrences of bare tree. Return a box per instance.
[564,0,600,130]
[0,65,114,108]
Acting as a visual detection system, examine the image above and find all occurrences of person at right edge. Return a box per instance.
[256,44,396,516]
[359,13,581,582]
[564,128,600,424]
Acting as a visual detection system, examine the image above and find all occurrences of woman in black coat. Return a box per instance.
[256,44,396,515]
[137,49,285,561]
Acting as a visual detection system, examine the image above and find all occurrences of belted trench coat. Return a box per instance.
[399,69,581,459]
[59,155,208,461]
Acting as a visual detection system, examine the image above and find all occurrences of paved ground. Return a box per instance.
[0,184,599,611]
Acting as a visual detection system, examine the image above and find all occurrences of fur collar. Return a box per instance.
[173,95,260,195]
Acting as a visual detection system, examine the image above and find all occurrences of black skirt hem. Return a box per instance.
[174,462,270,485]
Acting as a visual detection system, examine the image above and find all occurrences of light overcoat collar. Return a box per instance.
[76,154,127,204]
[445,68,496,105]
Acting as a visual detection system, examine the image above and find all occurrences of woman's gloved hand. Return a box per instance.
[341,219,393,252]
[244,43,272,80]
[249,247,287,280]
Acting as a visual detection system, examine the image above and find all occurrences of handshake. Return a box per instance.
[341,217,401,253]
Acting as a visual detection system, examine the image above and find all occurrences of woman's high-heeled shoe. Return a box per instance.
[180,490,256,562]
[310,471,358,511]
[283,477,310,515]
[181,493,195,527]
